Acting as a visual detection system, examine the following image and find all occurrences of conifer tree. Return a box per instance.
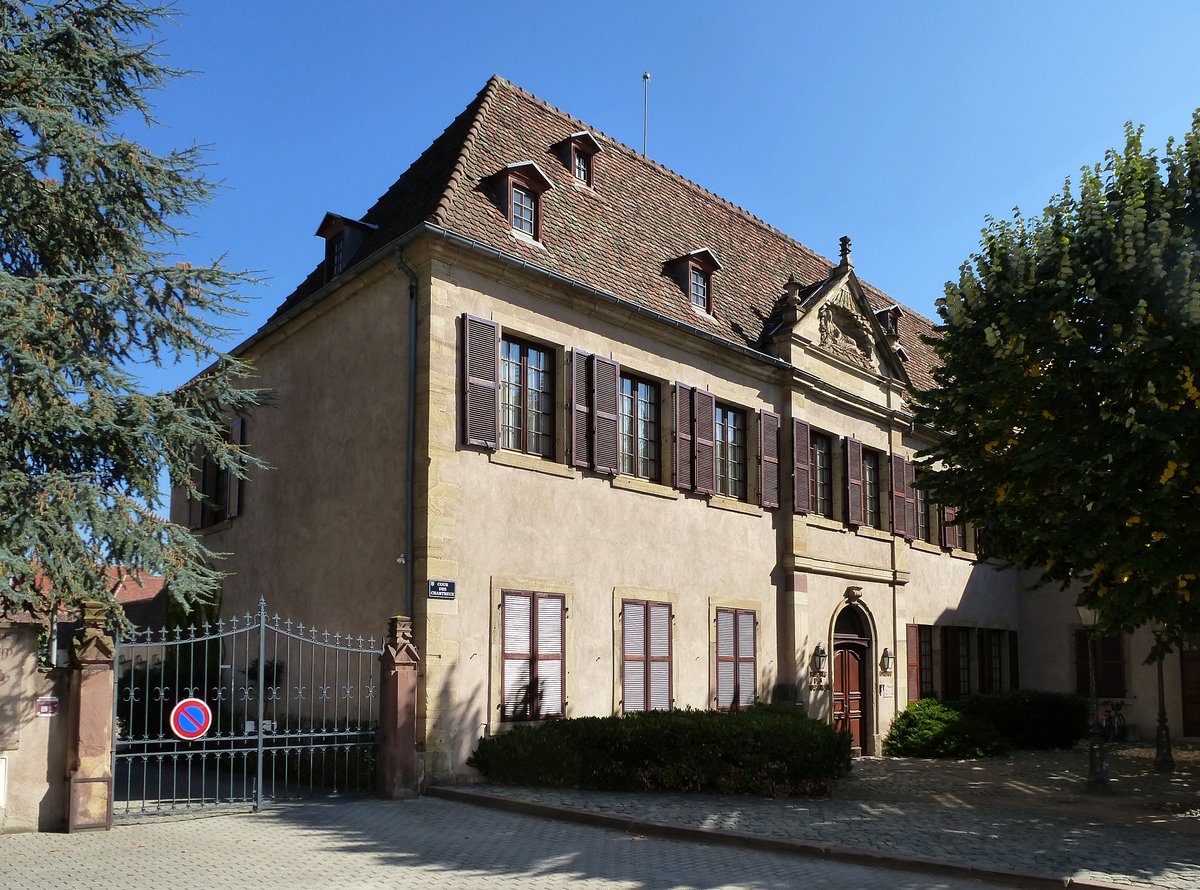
[1,1,260,627]
[915,116,1200,642]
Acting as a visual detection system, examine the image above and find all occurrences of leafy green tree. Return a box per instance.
[1,1,260,628]
[915,116,1200,642]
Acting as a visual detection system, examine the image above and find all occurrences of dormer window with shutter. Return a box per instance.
[665,249,722,315]
[315,213,378,283]
[492,162,554,242]
[555,130,602,189]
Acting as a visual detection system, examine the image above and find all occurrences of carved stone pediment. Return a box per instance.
[817,287,875,370]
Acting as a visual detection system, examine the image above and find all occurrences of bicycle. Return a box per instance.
[1100,700,1127,742]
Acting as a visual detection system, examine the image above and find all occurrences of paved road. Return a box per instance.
[0,797,1010,890]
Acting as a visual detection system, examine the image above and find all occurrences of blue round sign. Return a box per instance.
[169,697,213,741]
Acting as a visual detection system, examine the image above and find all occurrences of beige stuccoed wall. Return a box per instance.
[418,244,784,778]
[0,624,70,833]
[173,263,411,638]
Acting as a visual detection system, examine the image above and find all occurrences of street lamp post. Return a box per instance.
[1152,628,1175,774]
[1076,603,1109,786]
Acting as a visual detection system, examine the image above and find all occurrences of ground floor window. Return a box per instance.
[501,591,564,720]
[1074,630,1126,699]
[622,600,672,711]
[715,608,755,709]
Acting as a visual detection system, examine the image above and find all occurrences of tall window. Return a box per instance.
[863,449,881,529]
[511,184,537,236]
[689,266,710,311]
[622,600,671,712]
[620,375,659,480]
[811,432,833,516]
[501,337,554,458]
[715,404,746,500]
[918,625,934,698]
[715,608,756,709]
[572,149,591,185]
[501,591,564,721]
[915,482,931,542]
[1074,631,1126,699]
[979,629,1005,693]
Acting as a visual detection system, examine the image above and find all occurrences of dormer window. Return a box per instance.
[493,162,554,242]
[315,213,378,284]
[874,304,905,337]
[665,248,722,315]
[555,131,602,189]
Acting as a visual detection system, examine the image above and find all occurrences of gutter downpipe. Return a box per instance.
[395,249,419,619]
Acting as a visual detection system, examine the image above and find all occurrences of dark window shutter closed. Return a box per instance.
[942,626,961,700]
[716,609,735,708]
[793,419,810,514]
[502,592,533,720]
[906,624,921,702]
[736,611,756,708]
[890,455,908,538]
[226,416,245,520]
[1009,631,1020,690]
[846,438,864,526]
[463,314,499,449]
[537,595,565,717]
[591,355,620,475]
[904,461,917,542]
[759,410,781,509]
[693,388,717,495]
[674,383,694,491]
[648,603,672,710]
[941,506,959,549]
[623,601,647,712]
[570,349,591,469]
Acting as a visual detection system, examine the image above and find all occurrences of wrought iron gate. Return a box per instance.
[113,599,381,819]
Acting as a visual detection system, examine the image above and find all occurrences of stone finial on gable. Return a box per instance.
[839,235,853,269]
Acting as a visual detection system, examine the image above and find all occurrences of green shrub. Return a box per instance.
[950,690,1087,750]
[883,698,1009,758]
[468,705,851,796]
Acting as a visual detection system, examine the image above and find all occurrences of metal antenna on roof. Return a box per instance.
[642,72,650,155]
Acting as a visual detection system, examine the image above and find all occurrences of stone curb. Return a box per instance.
[427,786,1139,890]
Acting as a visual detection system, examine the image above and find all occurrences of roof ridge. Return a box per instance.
[430,75,504,227]
[492,77,838,281]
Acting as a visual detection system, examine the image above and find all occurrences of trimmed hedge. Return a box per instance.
[884,691,1089,758]
[951,690,1088,750]
[468,705,852,796]
[882,698,1009,758]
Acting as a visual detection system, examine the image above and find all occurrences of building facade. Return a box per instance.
[172,77,1196,781]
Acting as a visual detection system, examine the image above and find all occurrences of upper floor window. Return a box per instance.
[915,481,932,543]
[620,374,659,481]
[573,150,592,185]
[511,185,537,236]
[557,130,602,189]
[811,432,833,517]
[665,249,722,315]
[501,336,554,458]
[189,416,246,530]
[690,266,710,310]
[491,162,554,242]
[715,404,746,500]
[862,449,881,529]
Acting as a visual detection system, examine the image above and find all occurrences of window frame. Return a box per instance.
[918,625,935,698]
[571,146,592,186]
[621,599,672,712]
[862,447,882,529]
[714,402,747,501]
[500,335,556,459]
[501,590,566,722]
[619,373,660,482]
[510,181,538,238]
[810,431,834,517]
[689,264,711,312]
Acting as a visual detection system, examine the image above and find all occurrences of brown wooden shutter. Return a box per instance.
[648,603,672,710]
[906,624,921,702]
[501,591,533,720]
[591,355,620,475]
[904,462,917,542]
[793,419,811,514]
[941,506,960,550]
[942,626,961,700]
[1099,635,1126,698]
[758,410,781,509]
[977,628,988,693]
[1074,629,1090,696]
[570,349,591,469]
[736,610,756,708]
[1008,631,1020,690]
[674,382,694,491]
[693,388,717,495]
[536,594,565,717]
[890,455,908,538]
[462,314,499,449]
[225,416,245,520]
[622,600,646,712]
[715,609,735,708]
[845,438,864,526]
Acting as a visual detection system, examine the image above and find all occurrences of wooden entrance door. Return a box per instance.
[1182,650,1200,737]
[833,643,866,755]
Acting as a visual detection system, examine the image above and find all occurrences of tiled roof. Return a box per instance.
[269,76,941,391]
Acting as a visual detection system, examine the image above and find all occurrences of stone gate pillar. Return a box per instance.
[378,615,420,798]
[66,601,114,831]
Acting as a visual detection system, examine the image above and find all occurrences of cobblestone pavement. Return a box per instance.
[0,797,1005,890]
[437,745,1200,890]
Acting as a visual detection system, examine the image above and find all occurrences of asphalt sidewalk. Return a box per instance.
[430,743,1200,890]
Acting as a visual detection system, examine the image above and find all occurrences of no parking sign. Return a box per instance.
[169,697,213,741]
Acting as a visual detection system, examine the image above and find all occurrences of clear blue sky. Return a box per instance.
[139,0,1200,397]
